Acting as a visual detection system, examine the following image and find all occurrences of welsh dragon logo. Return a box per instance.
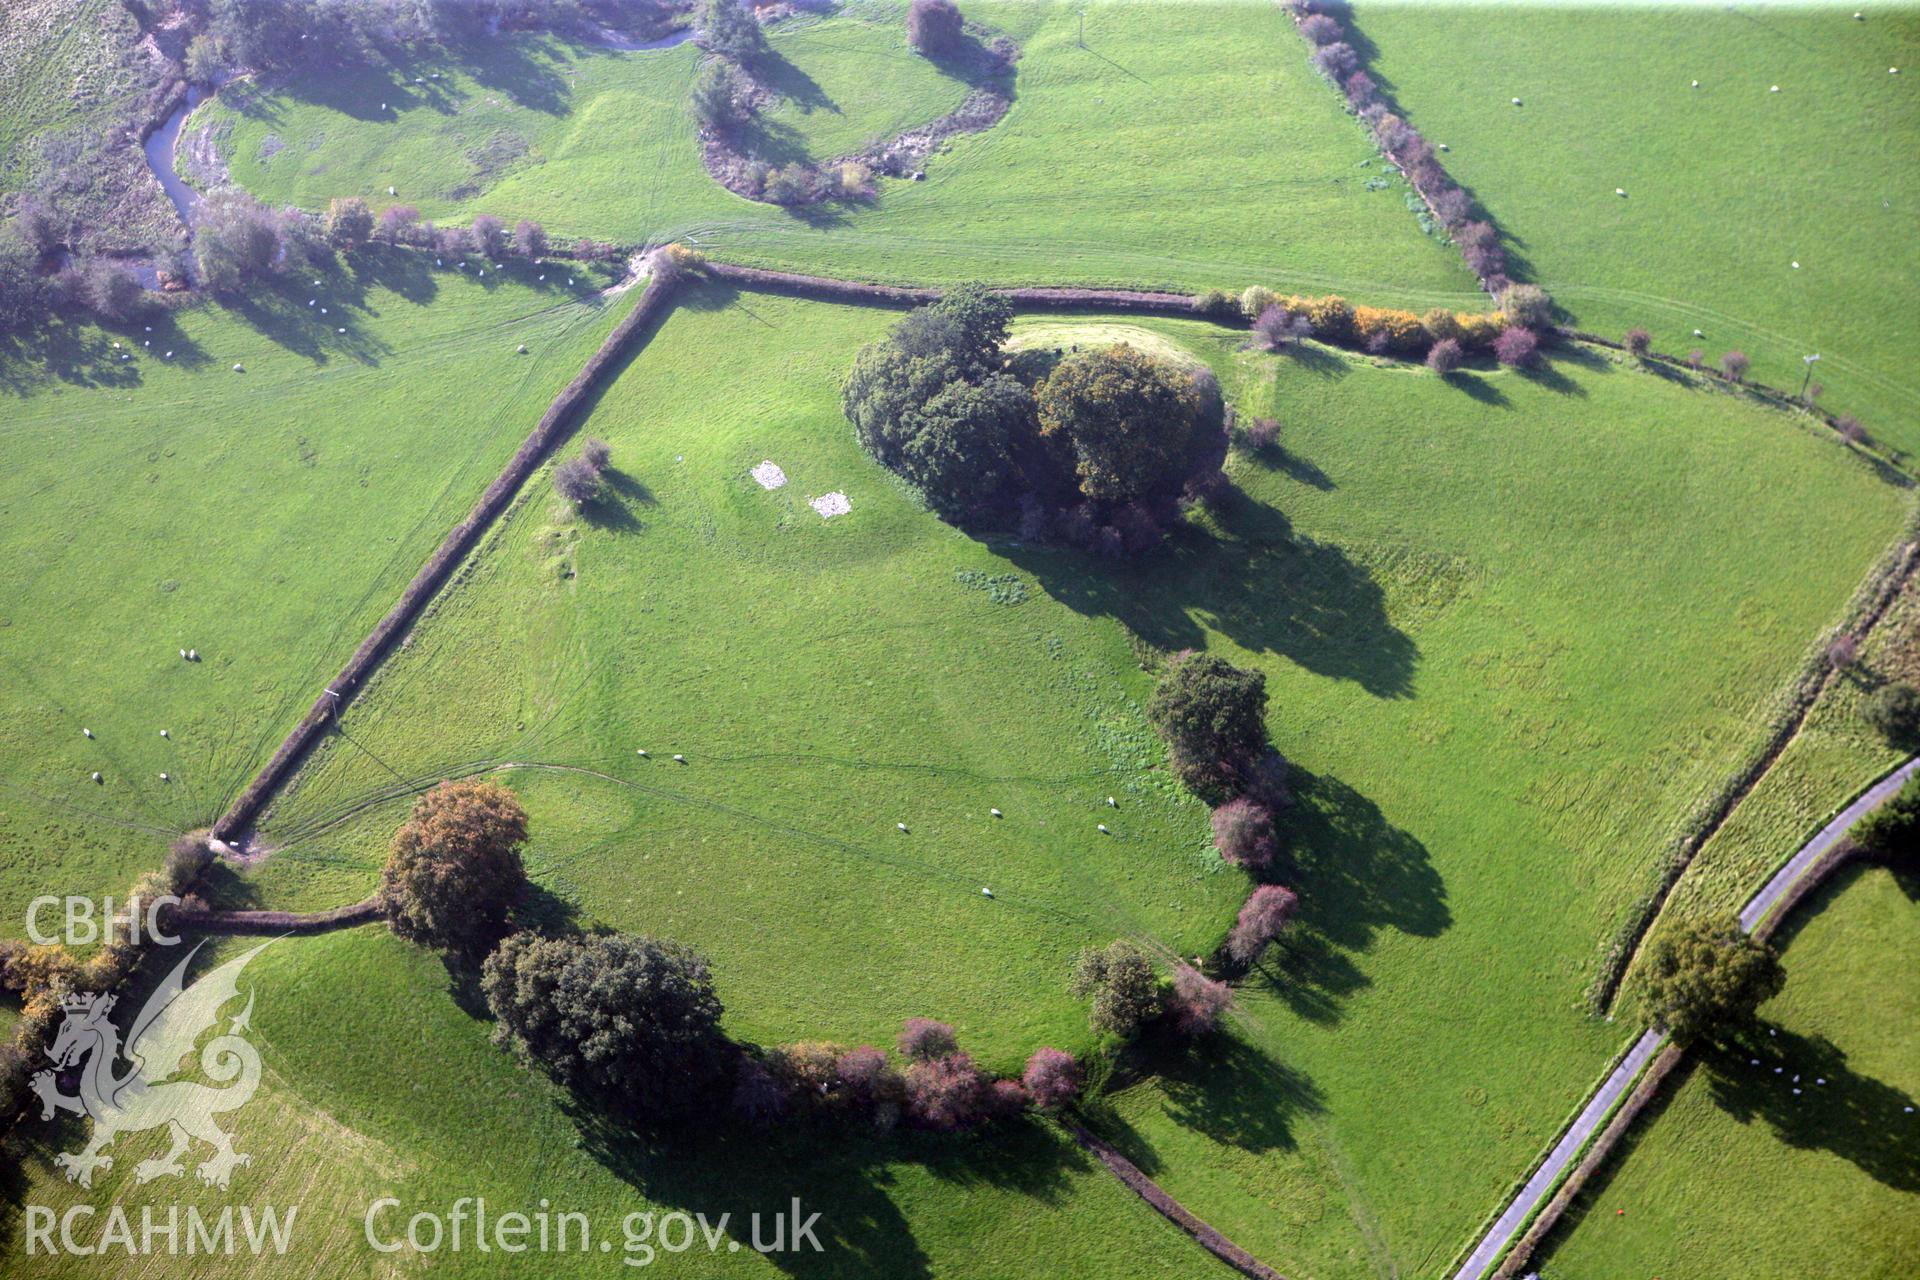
[32,940,271,1190]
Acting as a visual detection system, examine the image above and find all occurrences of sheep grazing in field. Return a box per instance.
[388,186,397,195]
[179,648,187,659]
[338,327,347,334]
[1107,796,1117,807]
[91,772,101,783]
[636,748,648,757]
[1616,188,1627,196]
[188,649,197,661]
[1510,97,1521,105]
[234,364,244,372]
[672,753,686,763]
[83,728,93,738]
[164,351,172,359]
[897,822,909,833]
[990,807,1002,817]
[1792,261,1800,269]
[1770,85,1780,92]
[1097,823,1110,834]
[159,772,169,781]
[981,888,993,898]
[517,344,528,354]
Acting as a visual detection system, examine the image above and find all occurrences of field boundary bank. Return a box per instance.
[1466,760,1914,1280]
[209,265,684,843]
[1590,525,1920,1012]
[1062,1120,1289,1280]
[1563,328,1912,478]
[173,896,381,935]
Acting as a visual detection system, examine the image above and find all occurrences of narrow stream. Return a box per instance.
[144,83,212,228]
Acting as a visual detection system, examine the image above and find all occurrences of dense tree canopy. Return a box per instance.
[844,289,1228,549]
[1147,651,1271,797]
[1035,344,1223,507]
[1068,939,1162,1040]
[1641,915,1785,1044]
[482,930,729,1122]
[380,779,530,954]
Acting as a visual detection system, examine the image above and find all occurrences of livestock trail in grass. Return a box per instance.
[1356,3,1920,455]
[195,281,1906,1279]
[187,0,1486,303]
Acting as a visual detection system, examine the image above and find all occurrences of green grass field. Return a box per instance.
[1359,2,1920,456]
[0,253,634,938]
[1538,862,1920,1279]
[218,288,1905,1277]
[190,0,1484,300]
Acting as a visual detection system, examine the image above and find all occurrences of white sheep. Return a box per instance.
[990,807,1002,817]
[636,748,648,757]
[188,649,197,661]
[672,753,686,763]
[1106,796,1117,807]
[92,772,102,783]
[338,327,347,334]
[83,728,93,738]
[1511,97,1522,105]
[897,822,909,833]
[159,772,169,781]
[1097,823,1110,834]
[234,363,244,372]
[1771,85,1781,92]
[179,648,187,659]
[1615,187,1626,196]
[981,888,993,898]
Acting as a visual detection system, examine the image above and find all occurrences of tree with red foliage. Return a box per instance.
[898,1017,958,1062]
[1212,796,1276,869]
[907,0,965,56]
[1226,885,1299,966]
[1022,1048,1081,1111]
[1427,337,1464,375]
[1493,325,1539,368]
[1298,13,1342,44]
[905,1052,987,1129]
[1168,965,1233,1037]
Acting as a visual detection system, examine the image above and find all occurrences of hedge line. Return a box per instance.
[211,264,683,841]
[171,896,383,935]
[699,261,1203,316]
[1063,1120,1290,1280]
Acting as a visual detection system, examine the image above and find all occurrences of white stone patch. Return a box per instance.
[810,491,852,519]
[751,460,788,490]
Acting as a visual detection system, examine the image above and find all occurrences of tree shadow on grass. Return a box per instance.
[1443,368,1509,408]
[755,47,838,117]
[569,1104,1099,1278]
[1005,493,1418,698]
[1702,1021,1920,1193]
[1085,1031,1324,1184]
[1248,767,1448,1026]
[0,311,209,396]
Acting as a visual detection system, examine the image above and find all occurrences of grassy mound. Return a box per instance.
[226,288,1902,1277]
